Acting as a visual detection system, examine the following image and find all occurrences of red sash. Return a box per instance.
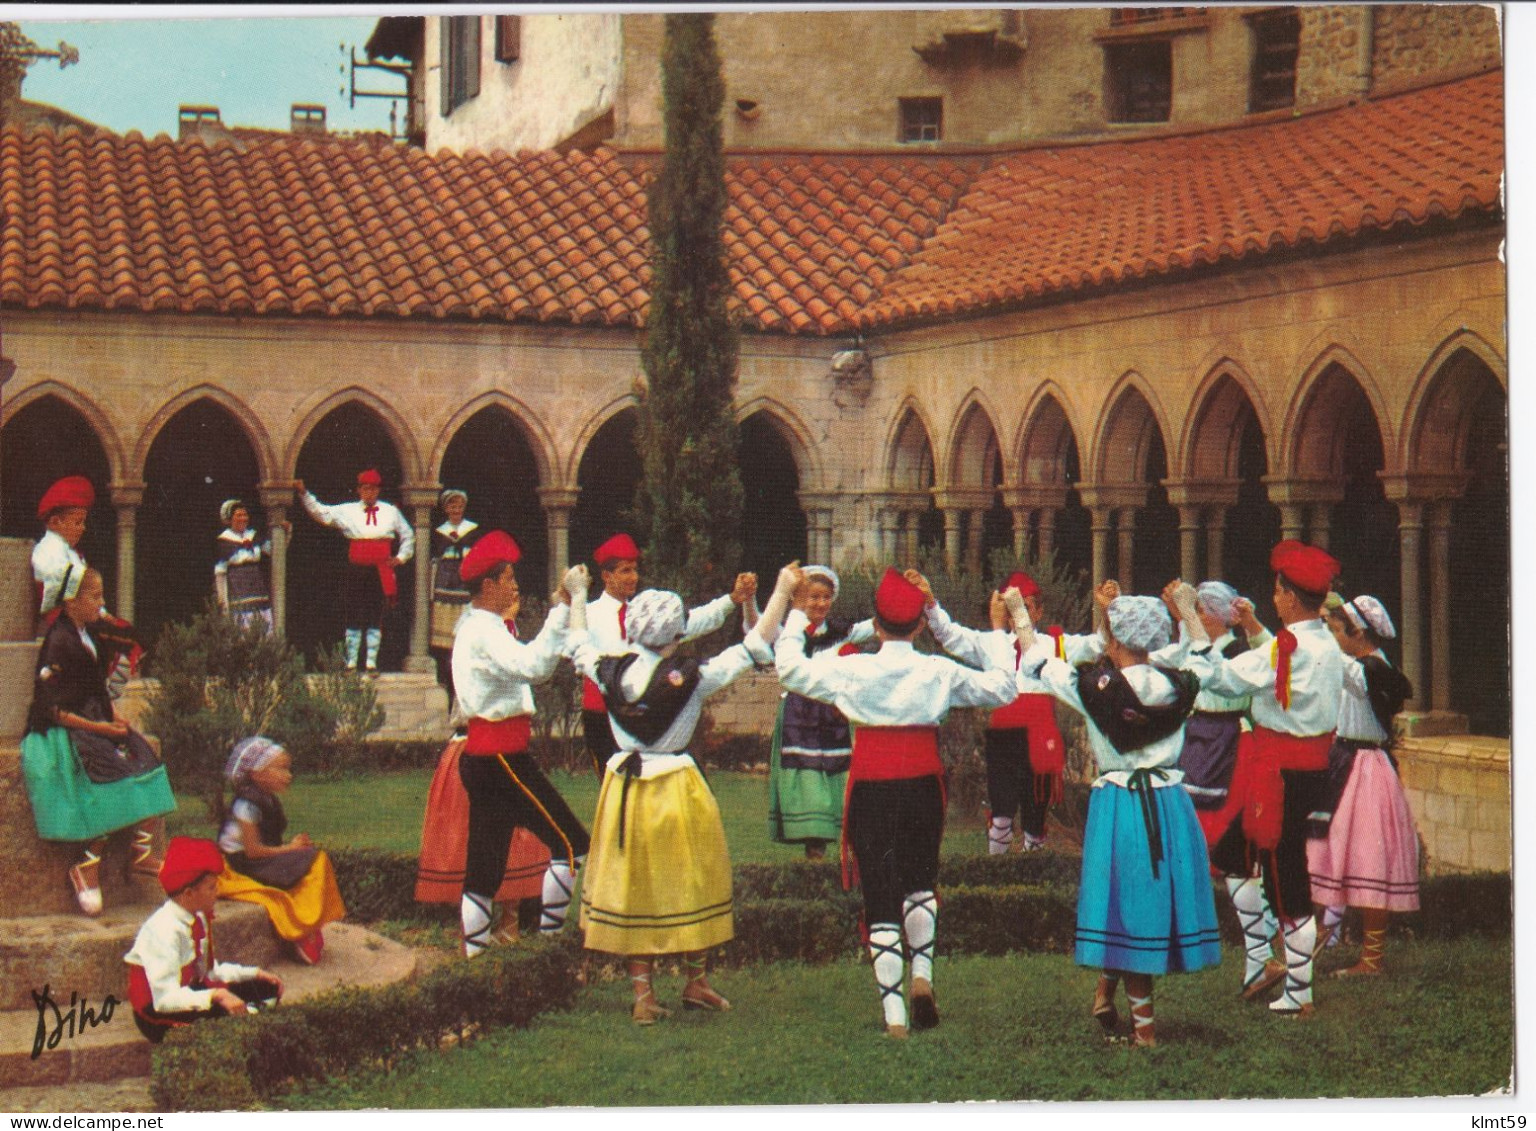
[348,538,398,598]
[464,715,532,756]
[1206,725,1333,852]
[848,725,942,781]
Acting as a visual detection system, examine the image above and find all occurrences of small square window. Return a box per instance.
[440,16,481,116]
[495,14,521,63]
[899,97,943,143]
[1105,40,1172,123]
[1248,8,1300,113]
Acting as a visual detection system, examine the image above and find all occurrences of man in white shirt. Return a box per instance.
[31,475,94,632]
[579,532,756,774]
[295,469,414,674]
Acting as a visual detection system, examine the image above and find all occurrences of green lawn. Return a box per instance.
[175,767,1000,863]
[284,938,1512,1107]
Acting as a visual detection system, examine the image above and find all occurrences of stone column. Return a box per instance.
[259,483,292,637]
[966,508,986,574]
[1308,504,1331,551]
[402,487,439,675]
[110,483,143,622]
[1115,508,1136,591]
[879,504,900,562]
[538,487,579,592]
[898,510,916,564]
[1428,500,1454,712]
[1205,505,1227,582]
[1089,507,1113,588]
[1278,503,1305,543]
[1177,505,1202,584]
[1037,508,1057,560]
[1011,507,1030,560]
[1394,499,1424,711]
[942,507,962,574]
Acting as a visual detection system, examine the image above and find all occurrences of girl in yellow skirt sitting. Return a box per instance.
[570,567,783,1025]
[216,736,346,964]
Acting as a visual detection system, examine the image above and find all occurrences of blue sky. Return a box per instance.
[11,12,399,138]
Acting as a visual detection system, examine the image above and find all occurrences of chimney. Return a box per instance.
[291,103,327,135]
[178,104,229,144]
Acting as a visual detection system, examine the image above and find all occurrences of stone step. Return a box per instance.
[0,919,418,1101]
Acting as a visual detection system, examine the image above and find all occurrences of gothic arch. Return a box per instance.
[430,391,558,488]
[1014,386,1083,487]
[1282,346,1393,478]
[944,392,1005,489]
[133,384,276,484]
[1090,374,1171,485]
[283,387,422,483]
[566,394,641,488]
[2,381,126,482]
[735,395,824,491]
[1180,365,1269,481]
[885,399,938,492]
[1402,332,1508,472]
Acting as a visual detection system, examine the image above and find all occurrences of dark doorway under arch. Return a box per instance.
[1132,431,1178,596]
[1222,410,1281,601]
[440,408,547,590]
[739,413,806,581]
[571,410,641,569]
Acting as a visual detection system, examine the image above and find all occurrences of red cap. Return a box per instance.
[37,476,95,519]
[998,571,1041,599]
[460,530,522,582]
[1270,540,1340,594]
[874,568,925,626]
[594,533,641,567]
[356,469,382,487]
[159,837,223,895]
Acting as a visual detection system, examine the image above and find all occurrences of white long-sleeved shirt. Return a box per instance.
[586,589,735,655]
[1186,617,1343,737]
[774,609,1015,729]
[32,530,86,615]
[1151,626,1273,715]
[123,900,260,1013]
[923,600,1103,672]
[1338,650,1392,745]
[452,604,569,721]
[300,493,414,562]
[570,627,774,778]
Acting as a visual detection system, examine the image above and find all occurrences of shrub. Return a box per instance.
[150,937,583,1111]
[144,604,343,802]
[310,646,386,769]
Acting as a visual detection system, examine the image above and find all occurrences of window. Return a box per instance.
[495,14,521,63]
[1248,8,1301,113]
[899,97,943,143]
[1105,41,1172,122]
[440,16,481,116]
[1108,8,1206,28]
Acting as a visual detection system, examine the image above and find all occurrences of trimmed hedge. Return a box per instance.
[151,935,583,1112]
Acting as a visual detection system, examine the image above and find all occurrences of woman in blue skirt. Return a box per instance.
[1010,582,1222,1047]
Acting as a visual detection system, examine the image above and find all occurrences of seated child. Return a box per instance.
[123,837,283,1043]
[216,736,346,965]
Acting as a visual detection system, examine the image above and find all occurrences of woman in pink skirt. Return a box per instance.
[1307,594,1418,977]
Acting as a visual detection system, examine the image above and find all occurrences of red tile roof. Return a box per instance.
[860,70,1503,330]
[0,71,1502,336]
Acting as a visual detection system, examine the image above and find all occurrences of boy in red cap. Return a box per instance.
[31,475,94,631]
[123,837,283,1043]
[774,566,1015,1038]
[295,471,414,673]
[452,530,591,957]
[1181,540,1345,1017]
[915,568,1104,855]
[580,533,756,775]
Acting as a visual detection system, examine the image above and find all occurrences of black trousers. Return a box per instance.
[459,751,590,899]
[983,727,1047,838]
[846,776,944,926]
[343,563,386,629]
[133,980,276,1043]
[582,709,618,777]
[1208,767,1330,921]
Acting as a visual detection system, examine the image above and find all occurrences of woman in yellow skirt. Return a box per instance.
[570,571,782,1025]
[216,736,345,964]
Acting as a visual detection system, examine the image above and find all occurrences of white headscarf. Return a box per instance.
[1196,581,1241,626]
[625,589,686,650]
[225,735,285,787]
[439,488,468,509]
[219,498,244,526]
[801,565,839,600]
[1341,594,1396,640]
[1106,595,1172,653]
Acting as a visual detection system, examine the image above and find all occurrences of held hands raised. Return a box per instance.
[1163,579,1209,647]
[774,561,803,603]
[561,564,590,602]
[730,572,759,606]
[902,569,937,609]
[1002,587,1037,650]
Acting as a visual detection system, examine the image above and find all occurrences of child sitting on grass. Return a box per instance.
[216,736,346,965]
[124,837,283,1043]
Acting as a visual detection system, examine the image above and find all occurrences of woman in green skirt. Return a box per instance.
[767,567,873,860]
[21,568,175,916]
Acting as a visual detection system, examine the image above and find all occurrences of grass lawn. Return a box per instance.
[284,938,1512,1107]
[173,767,1000,863]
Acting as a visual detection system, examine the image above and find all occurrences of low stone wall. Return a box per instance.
[1395,734,1510,874]
[704,670,782,736]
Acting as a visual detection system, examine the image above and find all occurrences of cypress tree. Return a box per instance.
[632,12,743,599]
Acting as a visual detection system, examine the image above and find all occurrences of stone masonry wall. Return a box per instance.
[1371,4,1501,90]
[1395,733,1509,874]
[1296,5,1373,108]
